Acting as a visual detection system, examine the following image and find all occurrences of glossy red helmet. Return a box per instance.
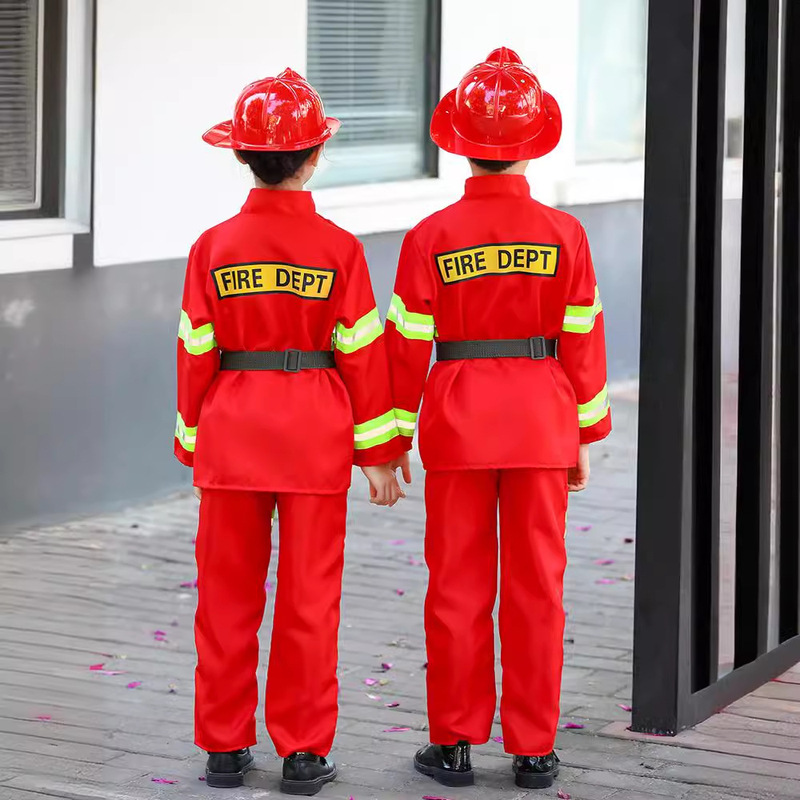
[203,68,340,151]
[430,47,562,161]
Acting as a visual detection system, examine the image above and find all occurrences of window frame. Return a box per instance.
[0,0,68,220]
[306,0,442,190]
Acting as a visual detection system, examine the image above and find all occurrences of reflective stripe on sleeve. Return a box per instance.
[353,410,401,450]
[175,412,197,453]
[563,287,603,334]
[178,310,217,355]
[578,384,610,428]
[394,408,418,437]
[334,307,383,354]
[387,294,435,341]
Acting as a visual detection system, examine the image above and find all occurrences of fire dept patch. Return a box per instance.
[435,243,560,284]
[211,262,336,300]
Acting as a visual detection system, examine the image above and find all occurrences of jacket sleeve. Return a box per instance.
[558,226,612,444]
[334,241,405,467]
[384,229,437,452]
[175,243,220,467]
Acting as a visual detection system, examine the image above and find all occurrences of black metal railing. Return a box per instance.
[633,0,800,734]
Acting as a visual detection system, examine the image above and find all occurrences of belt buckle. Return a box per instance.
[283,349,302,373]
[528,336,546,360]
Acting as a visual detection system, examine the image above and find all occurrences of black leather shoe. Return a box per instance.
[205,748,255,788]
[413,741,474,787]
[513,751,560,789]
[280,752,337,796]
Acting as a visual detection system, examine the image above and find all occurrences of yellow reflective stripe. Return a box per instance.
[353,410,400,449]
[563,287,603,334]
[175,412,197,452]
[394,408,418,437]
[387,294,435,342]
[178,310,217,355]
[334,307,383,354]
[578,384,610,428]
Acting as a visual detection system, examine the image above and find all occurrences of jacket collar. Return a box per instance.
[464,174,531,199]
[241,187,316,215]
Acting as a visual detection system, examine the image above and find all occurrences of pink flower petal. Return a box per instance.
[624,537,635,544]
[423,796,456,800]
[364,678,379,686]
[422,661,428,669]
[389,539,406,546]
[126,681,142,689]
[153,630,167,637]
[179,580,198,589]
[395,589,406,596]
[383,726,411,732]
[385,702,400,708]
[618,704,633,712]
[151,778,178,784]
[36,715,51,721]
[574,524,592,532]
[596,578,616,585]
[265,580,273,591]
[562,722,585,729]
[492,736,504,744]
[198,776,206,781]
[100,670,126,676]
[89,663,105,671]
[594,558,615,566]
[381,662,393,671]
[408,556,424,566]
[557,790,572,799]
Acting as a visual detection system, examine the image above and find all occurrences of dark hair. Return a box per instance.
[468,157,519,173]
[236,145,320,185]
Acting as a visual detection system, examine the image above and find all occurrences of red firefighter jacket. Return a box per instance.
[175,188,404,492]
[385,174,611,471]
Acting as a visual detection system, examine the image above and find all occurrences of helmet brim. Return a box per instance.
[430,89,562,161]
[202,117,341,151]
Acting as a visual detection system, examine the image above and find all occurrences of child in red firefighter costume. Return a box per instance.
[385,48,611,790]
[175,69,405,794]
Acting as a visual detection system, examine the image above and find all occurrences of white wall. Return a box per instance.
[91,0,641,268]
[93,0,306,267]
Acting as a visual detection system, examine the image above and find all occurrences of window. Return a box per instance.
[576,0,647,163]
[0,0,41,211]
[307,0,439,188]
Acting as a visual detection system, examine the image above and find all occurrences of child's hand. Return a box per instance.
[390,453,412,487]
[568,444,590,492]
[193,487,203,501]
[361,464,405,507]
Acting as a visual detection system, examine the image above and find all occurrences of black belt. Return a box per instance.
[220,350,336,373]
[436,337,558,362]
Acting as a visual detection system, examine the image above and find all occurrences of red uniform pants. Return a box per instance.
[194,489,347,757]
[424,468,568,756]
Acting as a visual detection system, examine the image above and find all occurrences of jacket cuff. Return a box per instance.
[174,439,195,468]
[579,413,612,445]
[353,435,406,467]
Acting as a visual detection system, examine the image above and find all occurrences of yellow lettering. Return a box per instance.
[212,263,336,300]
[435,243,560,284]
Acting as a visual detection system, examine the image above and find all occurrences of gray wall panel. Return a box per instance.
[0,200,643,526]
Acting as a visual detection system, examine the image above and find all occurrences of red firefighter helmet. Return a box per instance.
[430,47,562,161]
[203,68,340,151]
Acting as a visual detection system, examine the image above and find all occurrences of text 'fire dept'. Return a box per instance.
[212,262,336,300]
[436,243,561,284]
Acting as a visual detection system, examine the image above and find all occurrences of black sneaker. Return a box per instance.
[413,741,474,787]
[205,748,255,788]
[512,751,560,789]
[280,752,337,796]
